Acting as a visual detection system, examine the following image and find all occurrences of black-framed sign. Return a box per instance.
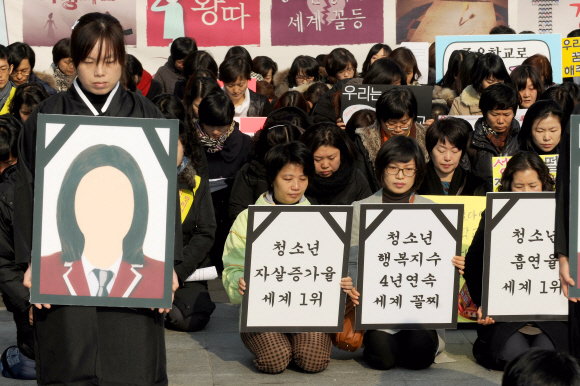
[30,114,178,309]
[341,84,433,125]
[569,115,580,298]
[482,192,568,321]
[355,204,463,330]
[240,205,352,333]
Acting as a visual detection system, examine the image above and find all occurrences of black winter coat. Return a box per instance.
[417,161,487,196]
[228,160,269,223]
[248,89,273,117]
[467,118,520,192]
[464,213,568,370]
[310,78,352,124]
[306,168,371,205]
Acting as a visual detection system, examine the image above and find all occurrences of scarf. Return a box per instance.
[382,188,415,204]
[421,161,466,196]
[306,158,354,204]
[380,121,417,144]
[196,120,234,153]
[483,119,510,153]
[177,156,190,175]
[53,67,75,92]
[264,190,306,205]
[137,69,153,97]
[0,80,13,108]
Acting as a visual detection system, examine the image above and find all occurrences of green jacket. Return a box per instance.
[222,193,311,304]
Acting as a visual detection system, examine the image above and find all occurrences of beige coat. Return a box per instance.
[449,85,482,116]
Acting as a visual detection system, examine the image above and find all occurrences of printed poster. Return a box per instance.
[492,155,558,192]
[518,0,580,36]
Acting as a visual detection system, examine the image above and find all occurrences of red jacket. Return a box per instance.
[39,252,165,299]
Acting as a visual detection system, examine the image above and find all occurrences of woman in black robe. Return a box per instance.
[14,13,179,385]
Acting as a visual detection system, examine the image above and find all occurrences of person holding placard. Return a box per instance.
[518,100,563,156]
[449,53,511,116]
[463,152,567,371]
[349,135,465,370]
[467,83,520,192]
[510,65,544,109]
[353,87,428,193]
[222,141,355,374]
[300,123,371,205]
[417,118,486,196]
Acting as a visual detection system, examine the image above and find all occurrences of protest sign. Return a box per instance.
[241,206,352,332]
[518,0,580,36]
[355,204,463,330]
[562,37,580,77]
[568,115,580,297]
[481,193,568,321]
[436,34,563,83]
[234,117,266,137]
[30,115,178,309]
[341,84,433,125]
[492,155,558,191]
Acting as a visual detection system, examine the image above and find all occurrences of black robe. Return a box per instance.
[14,83,182,385]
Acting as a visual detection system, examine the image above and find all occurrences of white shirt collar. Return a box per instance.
[81,253,123,297]
[73,78,120,116]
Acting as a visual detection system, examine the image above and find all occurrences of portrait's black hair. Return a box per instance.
[286,55,320,88]
[498,151,554,192]
[561,81,580,105]
[224,46,253,68]
[273,90,310,113]
[324,48,357,82]
[456,51,481,95]
[539,85,575,125]
[376,86,417,123]
[510,65,545,106]
[345,109,376,142]
[219,56,251,84]
[57,145,149,264]
[52,38,72,65]
[479,83,518,116]
[490,25,516,34]
[437,50,468,90]
[299,123,357,164]
[9,83,49,120]
[252,121,302,163]
[264,141,314,187]
[0,114,22,162]
[183,76,221,121]
[374,135,426,192]
[170,37,197,62]
[0,45,9,63]
[472,53,511,93]
[8,42,35,70]
[316,54,327,67]
[198,91,234,127]
[425,117,471,155]
[389,47,421,82]
[361,44,392,77]
[363,58,407,85]
[431,103,450,120]
[303,82,329,108]
[502,349,580,386]
[252,56,278,84]
[124,54,143,91]
[518,100,563,152]
[182,50,218,80]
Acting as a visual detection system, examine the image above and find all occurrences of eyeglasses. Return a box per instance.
[337,67,355,76]
[383,118,412,131]
[386,166,416,177]
[295,75,314,81]
[12,69,30,77]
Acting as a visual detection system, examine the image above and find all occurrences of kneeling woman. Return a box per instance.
[222,142,354,374]
[350,136,465,370]
[463,152,567,370]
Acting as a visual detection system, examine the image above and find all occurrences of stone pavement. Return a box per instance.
[0,280,503,386]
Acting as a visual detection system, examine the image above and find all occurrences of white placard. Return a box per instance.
[356,204,463,330]
[401,42,430,85]
[482,193,568,321]
[241,206,352,333]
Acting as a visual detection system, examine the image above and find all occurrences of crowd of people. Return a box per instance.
[0,11,578,385]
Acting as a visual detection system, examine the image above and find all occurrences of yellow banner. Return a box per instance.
[563,38,580,77]
[492,155,558,192]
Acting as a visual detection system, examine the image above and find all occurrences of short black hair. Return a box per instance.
[479,83,518,116]
[376,86,417,123]
[374,135,426,192]
[498,151,554,192]
[287,55,320,88]
[0,45,8,63]
[325,48,357,81]
[252,121,302,162]
[264,141,314,187]
[519,99,563,152]
[299,123,357,164]
[425,117,471,155]
[8,42,35,70]
[568,29,580,38]
[363,58,407,85]
[390,47,421,82]
[519,30,535,34]
[182,50,218,79]
[125,54,143,91]
[224,46,252,68]
[490,25,516,34]
[9,83,49,120]
[198,91,234,127]
[456,52,481,95]
[0,114,22,162]
[303,82,329,108]
[183,76,221,120]
[273,90,310,113]
[502,349,580,386]
[219,55,251,84]
[539,85,575,125]
[252,56,277,83]
[510,65,545,105]
[361,44,392,77]
[266,106,313,132]
[152,93,185,122]
[431,103,449,121]
[437,50,468,90]
[52,38,71,65]
[561,81,580,104]
[57,145,149,264]
[170,37,197,61]
[472,53,511,93]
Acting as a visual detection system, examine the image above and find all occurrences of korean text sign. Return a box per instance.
[435,34,563,83]
[562,37,580,77]
[241,206,352,333]
[355,204,463,330]
[481,193,568,321]
[492,155,558,192]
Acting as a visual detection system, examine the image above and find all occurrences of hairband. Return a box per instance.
[268,124,287,131]
[71,20,79,30]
